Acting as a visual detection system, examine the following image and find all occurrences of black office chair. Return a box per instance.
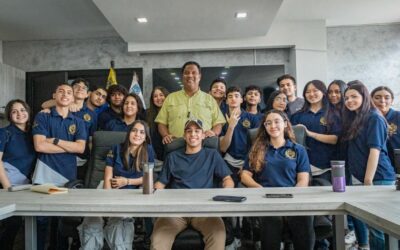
[163,136,234,250]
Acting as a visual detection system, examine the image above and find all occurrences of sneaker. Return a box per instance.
[345,230,356,244]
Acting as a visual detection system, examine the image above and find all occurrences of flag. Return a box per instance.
[106,61,117,89]
[129,71,146,109]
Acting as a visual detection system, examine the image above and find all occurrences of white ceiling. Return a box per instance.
[0,0,399,42]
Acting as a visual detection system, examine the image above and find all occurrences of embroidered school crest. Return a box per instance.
[242,119,251,128]
[319,117,327,126]
[68,124,76,135]
[388,123,397,136]
[83,113,91,122]
[284,149,296,159]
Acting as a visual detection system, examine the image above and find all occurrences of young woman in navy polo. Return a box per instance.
[0,99,36,250]
[104,93,144,132]
[371,86,400,169]
[291,80,341,181]
[79,120,154,250]
[241,110,314,250]
[264,90,288,114]
[146,86,169,160]
[343,81,395,250]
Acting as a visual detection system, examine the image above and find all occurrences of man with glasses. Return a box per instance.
[155,61,225,144]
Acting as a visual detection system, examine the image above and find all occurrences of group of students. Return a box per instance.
[0,60,398,250]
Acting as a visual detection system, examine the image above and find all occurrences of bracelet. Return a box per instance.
[126,178,129,186]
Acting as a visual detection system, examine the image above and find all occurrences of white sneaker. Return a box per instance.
[345,230,356,244]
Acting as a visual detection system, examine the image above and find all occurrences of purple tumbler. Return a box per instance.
[331,160,346,192]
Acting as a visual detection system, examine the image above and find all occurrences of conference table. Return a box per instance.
[0,186,399,250]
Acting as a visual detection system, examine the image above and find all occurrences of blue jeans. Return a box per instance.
[352,180,395,249]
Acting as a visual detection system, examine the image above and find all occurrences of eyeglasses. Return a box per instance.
[264,119,284,127]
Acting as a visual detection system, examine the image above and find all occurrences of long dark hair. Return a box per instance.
[122,93,144,120]
[327,80,347,109]
[121,120,152,171]
[300,80,338,131]
[248,110,295,173]
[146,86,169,128]
[342,81,377,141]
[5,99,32,132]
[265,90,287,112]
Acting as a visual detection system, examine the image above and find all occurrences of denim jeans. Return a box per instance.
[260,216,315,250]
[352,180,395,249]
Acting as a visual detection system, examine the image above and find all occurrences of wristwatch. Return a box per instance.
[53,138,60,145]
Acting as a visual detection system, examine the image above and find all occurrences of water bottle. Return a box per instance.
[331,160,346,192]
[142,162,154,195]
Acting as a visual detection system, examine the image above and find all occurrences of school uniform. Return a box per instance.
[0,124,36,185]
[347,109,395,250]
[98,107,121,130]
[291,108,341,174]
[104,118,131,132]
[221,110,261,160]
[105,144,155,189]
[243,140,314,250]
[78,144,155,250]
[72,104,97,173]
[347,110,395,182]
[0,124,36,250]
[385,108,400,168]
[73,103,97,138]
[32,107,87,186]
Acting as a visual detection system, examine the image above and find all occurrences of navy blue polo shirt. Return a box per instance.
[32,107,87,186]
[0,124,36,185]
[104,118,132,132]
[291,108,341,169]
[72,103,97,137]
[243,140,310,187]
[158,147,232,189]
[221,110,261,160]
[385,108,400,165]
[106,144,155,189]
[347,110,395,182]
[95,103,109,115]
[98,107,121,130]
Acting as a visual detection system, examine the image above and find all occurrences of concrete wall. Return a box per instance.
[327,23,400,108]
[3,38,291,104]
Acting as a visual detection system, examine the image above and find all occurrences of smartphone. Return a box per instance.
[265,193,293,198]
[212,195,247,202]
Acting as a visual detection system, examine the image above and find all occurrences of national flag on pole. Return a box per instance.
[106,60,117,89]
[129,71,146,109]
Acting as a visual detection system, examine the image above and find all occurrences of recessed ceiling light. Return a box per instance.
[174,77,180,80]
[221,71,228,75]
[137,17,148,23]
[220,76,225,79]
[170,72,176,76]
[235,12,247,19]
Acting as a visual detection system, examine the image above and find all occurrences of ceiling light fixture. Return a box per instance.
[137,17,148,23]
[174,77,180,80]
[221,72,228,75]
[235,12,247,19]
